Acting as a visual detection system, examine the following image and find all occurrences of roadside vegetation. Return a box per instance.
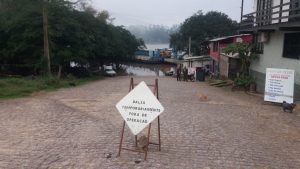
[0,76,103,99]
[224,43,258,89]
[0,0,145,77]
[0,0,145,99]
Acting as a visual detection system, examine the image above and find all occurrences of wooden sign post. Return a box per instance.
[116,78,163,160]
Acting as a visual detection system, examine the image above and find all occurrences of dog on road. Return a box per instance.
[282,101,296,113]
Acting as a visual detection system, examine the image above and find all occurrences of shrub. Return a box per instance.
[234,75,255,87]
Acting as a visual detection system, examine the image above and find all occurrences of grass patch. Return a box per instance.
[0,76,103,99]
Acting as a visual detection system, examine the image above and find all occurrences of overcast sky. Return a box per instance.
[91,0,254,27]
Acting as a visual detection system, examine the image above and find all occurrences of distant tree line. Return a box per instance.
[170,11,239,55]
[127,25,178,44]
[0,0,145,77]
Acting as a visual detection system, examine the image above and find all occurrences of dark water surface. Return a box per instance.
[119,63,175,77]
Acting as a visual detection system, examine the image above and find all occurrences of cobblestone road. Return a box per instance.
[0,76,300,169]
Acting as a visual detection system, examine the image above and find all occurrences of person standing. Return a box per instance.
[176,65,181,81]
[183,66,188,82]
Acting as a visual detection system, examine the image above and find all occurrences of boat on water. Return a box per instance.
[134,50,164,63]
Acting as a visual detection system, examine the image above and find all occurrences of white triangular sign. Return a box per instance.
[116,81,164,135]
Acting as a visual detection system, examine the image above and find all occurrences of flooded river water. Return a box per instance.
[119,63,175,77]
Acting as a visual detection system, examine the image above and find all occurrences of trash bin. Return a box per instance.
[196,67,205,81]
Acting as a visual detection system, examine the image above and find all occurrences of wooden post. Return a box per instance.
[155,78,161,151]
[43,0,51,76]
[117,121,126,157]
[144,123,152,160]
[279,0,283,23]
[117,78,162,160]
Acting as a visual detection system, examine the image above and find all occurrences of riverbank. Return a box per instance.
[0,76,103,99]
[0,63,175,99]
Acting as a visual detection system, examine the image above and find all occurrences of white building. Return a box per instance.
[182,56,211,69]
[240,0,300,101]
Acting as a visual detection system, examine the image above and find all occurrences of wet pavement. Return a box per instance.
[0,76,300,169]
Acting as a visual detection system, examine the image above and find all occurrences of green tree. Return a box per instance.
[0,0,43,75]
[170,11,238,55]
[224,43,258,76]
[108,26,143,63]
[0,0,143,77]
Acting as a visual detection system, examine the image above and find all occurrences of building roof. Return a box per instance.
[221,52,240,58]
[209,34,251,42]
[183,55,211,61]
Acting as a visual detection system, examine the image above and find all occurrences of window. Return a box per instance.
[254,34,264,54]
[283,32,300,59]
[256,42,264,54]
[213,42,218,52]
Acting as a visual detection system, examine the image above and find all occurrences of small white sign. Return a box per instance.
[116,81,164,135]
[264,68,295,103]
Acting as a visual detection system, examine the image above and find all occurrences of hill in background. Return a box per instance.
[127,25,178,44]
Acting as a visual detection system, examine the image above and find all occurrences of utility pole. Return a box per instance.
[43,0,51,76]
[188,37,191,57]
[240,0,244,23]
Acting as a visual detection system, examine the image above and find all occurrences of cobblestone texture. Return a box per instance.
[0,76,300,169]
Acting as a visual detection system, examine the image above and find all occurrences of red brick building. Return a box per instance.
[209,34,253,77]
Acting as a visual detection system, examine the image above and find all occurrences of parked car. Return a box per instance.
[104,65,116,76]
[165,67,175,76]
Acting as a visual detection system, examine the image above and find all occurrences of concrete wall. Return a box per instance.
[250,30,300,101]
[220,55,229,78]
[183,60,211,68]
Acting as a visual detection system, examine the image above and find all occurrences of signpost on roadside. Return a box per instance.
[116,78,164,160]
[264,68,295,103]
